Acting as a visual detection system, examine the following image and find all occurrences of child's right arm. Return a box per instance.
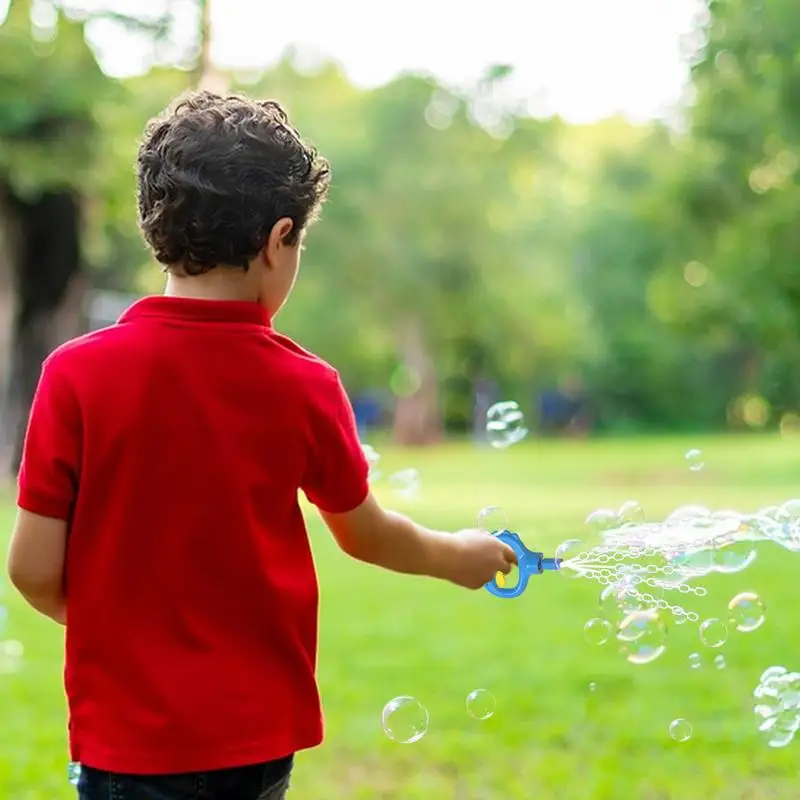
[320,493,517,590]
[304,371,515,589]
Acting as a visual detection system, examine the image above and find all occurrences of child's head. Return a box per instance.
[136,91,330,314]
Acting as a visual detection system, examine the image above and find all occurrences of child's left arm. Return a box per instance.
[7,509,67,624]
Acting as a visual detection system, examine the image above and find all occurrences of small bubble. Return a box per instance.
[486,401,528,449]
[689,652,702,669]
[685,449,704,472]
[388,468,420,501]
[583,618,612,646]
[727,591,766,633]
[67,763,81,786]
[669,718,693,742]
[381,697,429,744]
[585,508,620,537]
[362,444,381,481]
[555,538,584,577]
[466,689,496,721]
[618,500,645,525]
[617,610,667,665]
[714,654,726,670]
[699,618,728,648]
[476,505,508,533]
[0,639,24,674]
[588,681,597,692]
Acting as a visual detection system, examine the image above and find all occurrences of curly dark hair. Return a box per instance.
[136,91,331,275]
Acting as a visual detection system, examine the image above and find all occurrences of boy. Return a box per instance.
[7,92,515,800]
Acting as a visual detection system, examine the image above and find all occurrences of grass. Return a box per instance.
[1,433,800,799]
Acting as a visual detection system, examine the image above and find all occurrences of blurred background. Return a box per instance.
[2,1,800,798]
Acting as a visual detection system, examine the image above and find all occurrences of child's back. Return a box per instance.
[8,91,516,800]
[40,295,365,775]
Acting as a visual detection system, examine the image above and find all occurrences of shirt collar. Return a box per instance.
[118,296,272,328]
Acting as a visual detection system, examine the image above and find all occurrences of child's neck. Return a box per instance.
[164,270,258,302]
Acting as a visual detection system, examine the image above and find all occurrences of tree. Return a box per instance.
[0,0,112,470]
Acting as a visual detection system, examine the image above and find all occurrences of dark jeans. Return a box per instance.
[77,755,293,800]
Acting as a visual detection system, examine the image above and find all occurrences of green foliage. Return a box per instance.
[3,0,800,433]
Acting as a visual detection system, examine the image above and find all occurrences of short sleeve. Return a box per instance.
[302,372,370,514]
[17,356,81,520]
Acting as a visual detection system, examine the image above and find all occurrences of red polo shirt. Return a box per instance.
[17,296,369,775]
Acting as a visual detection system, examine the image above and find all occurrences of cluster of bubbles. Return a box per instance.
[381,689,496,744]
[753,666,800,748]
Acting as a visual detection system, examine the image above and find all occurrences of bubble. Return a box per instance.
[553,538,584,577]
[599,577,649,621]
[714,654,727,670]
[67,763,81,786]
[727,591,765,633]
[760,666,787,684]
[617,610,667,665]
[699,618,728,648]
[669,718,693,742]
[362,444,381,481]
[588,681,597,692]
[477,505,508,533]
[0,640,23,674]
[486,401,528,449]
[381,696,429,744]
[585,508,620,537]
[584,617,612,646]
[685,449,704,472]
[466,689,496,721]
[689,652,702,669]
[618,500,645,525]
[388,468,420,501]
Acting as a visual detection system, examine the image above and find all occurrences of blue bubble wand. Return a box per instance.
[484,530,562,598]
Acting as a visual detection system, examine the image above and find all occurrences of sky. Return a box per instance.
[19,0,706,124]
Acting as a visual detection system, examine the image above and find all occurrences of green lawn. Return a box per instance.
[1,434,799,799]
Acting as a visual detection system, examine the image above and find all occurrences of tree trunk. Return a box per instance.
[0,187,85,475]
[194,0,228,94]
[392,319,442,446]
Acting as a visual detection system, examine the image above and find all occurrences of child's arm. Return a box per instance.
[320,493,516,589]
[7,509,67,624]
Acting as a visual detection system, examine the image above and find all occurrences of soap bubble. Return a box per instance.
[388,468,420,501]
[728,591,766,633]
[617,610,667,665]
[618,500,645,525]
[752,666,800,747]
[669,718,693,742]
[699,618,728,648]
[0,640,23,674]
[714,654,727,670]
[689,652,702,669]
[685,449,704,472]
[585,508,619,537]
[584,617,612,646]
[362,444,381,481]
[466,689,496,721]
[67,763,81,787]
[486,401,527,449]
[477,505,508,533]
[554,539,584,577]
[381,697,429,743]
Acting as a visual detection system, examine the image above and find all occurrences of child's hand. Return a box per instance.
[447,529,518,590]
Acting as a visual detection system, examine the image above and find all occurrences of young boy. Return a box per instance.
[7,91,516,800]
